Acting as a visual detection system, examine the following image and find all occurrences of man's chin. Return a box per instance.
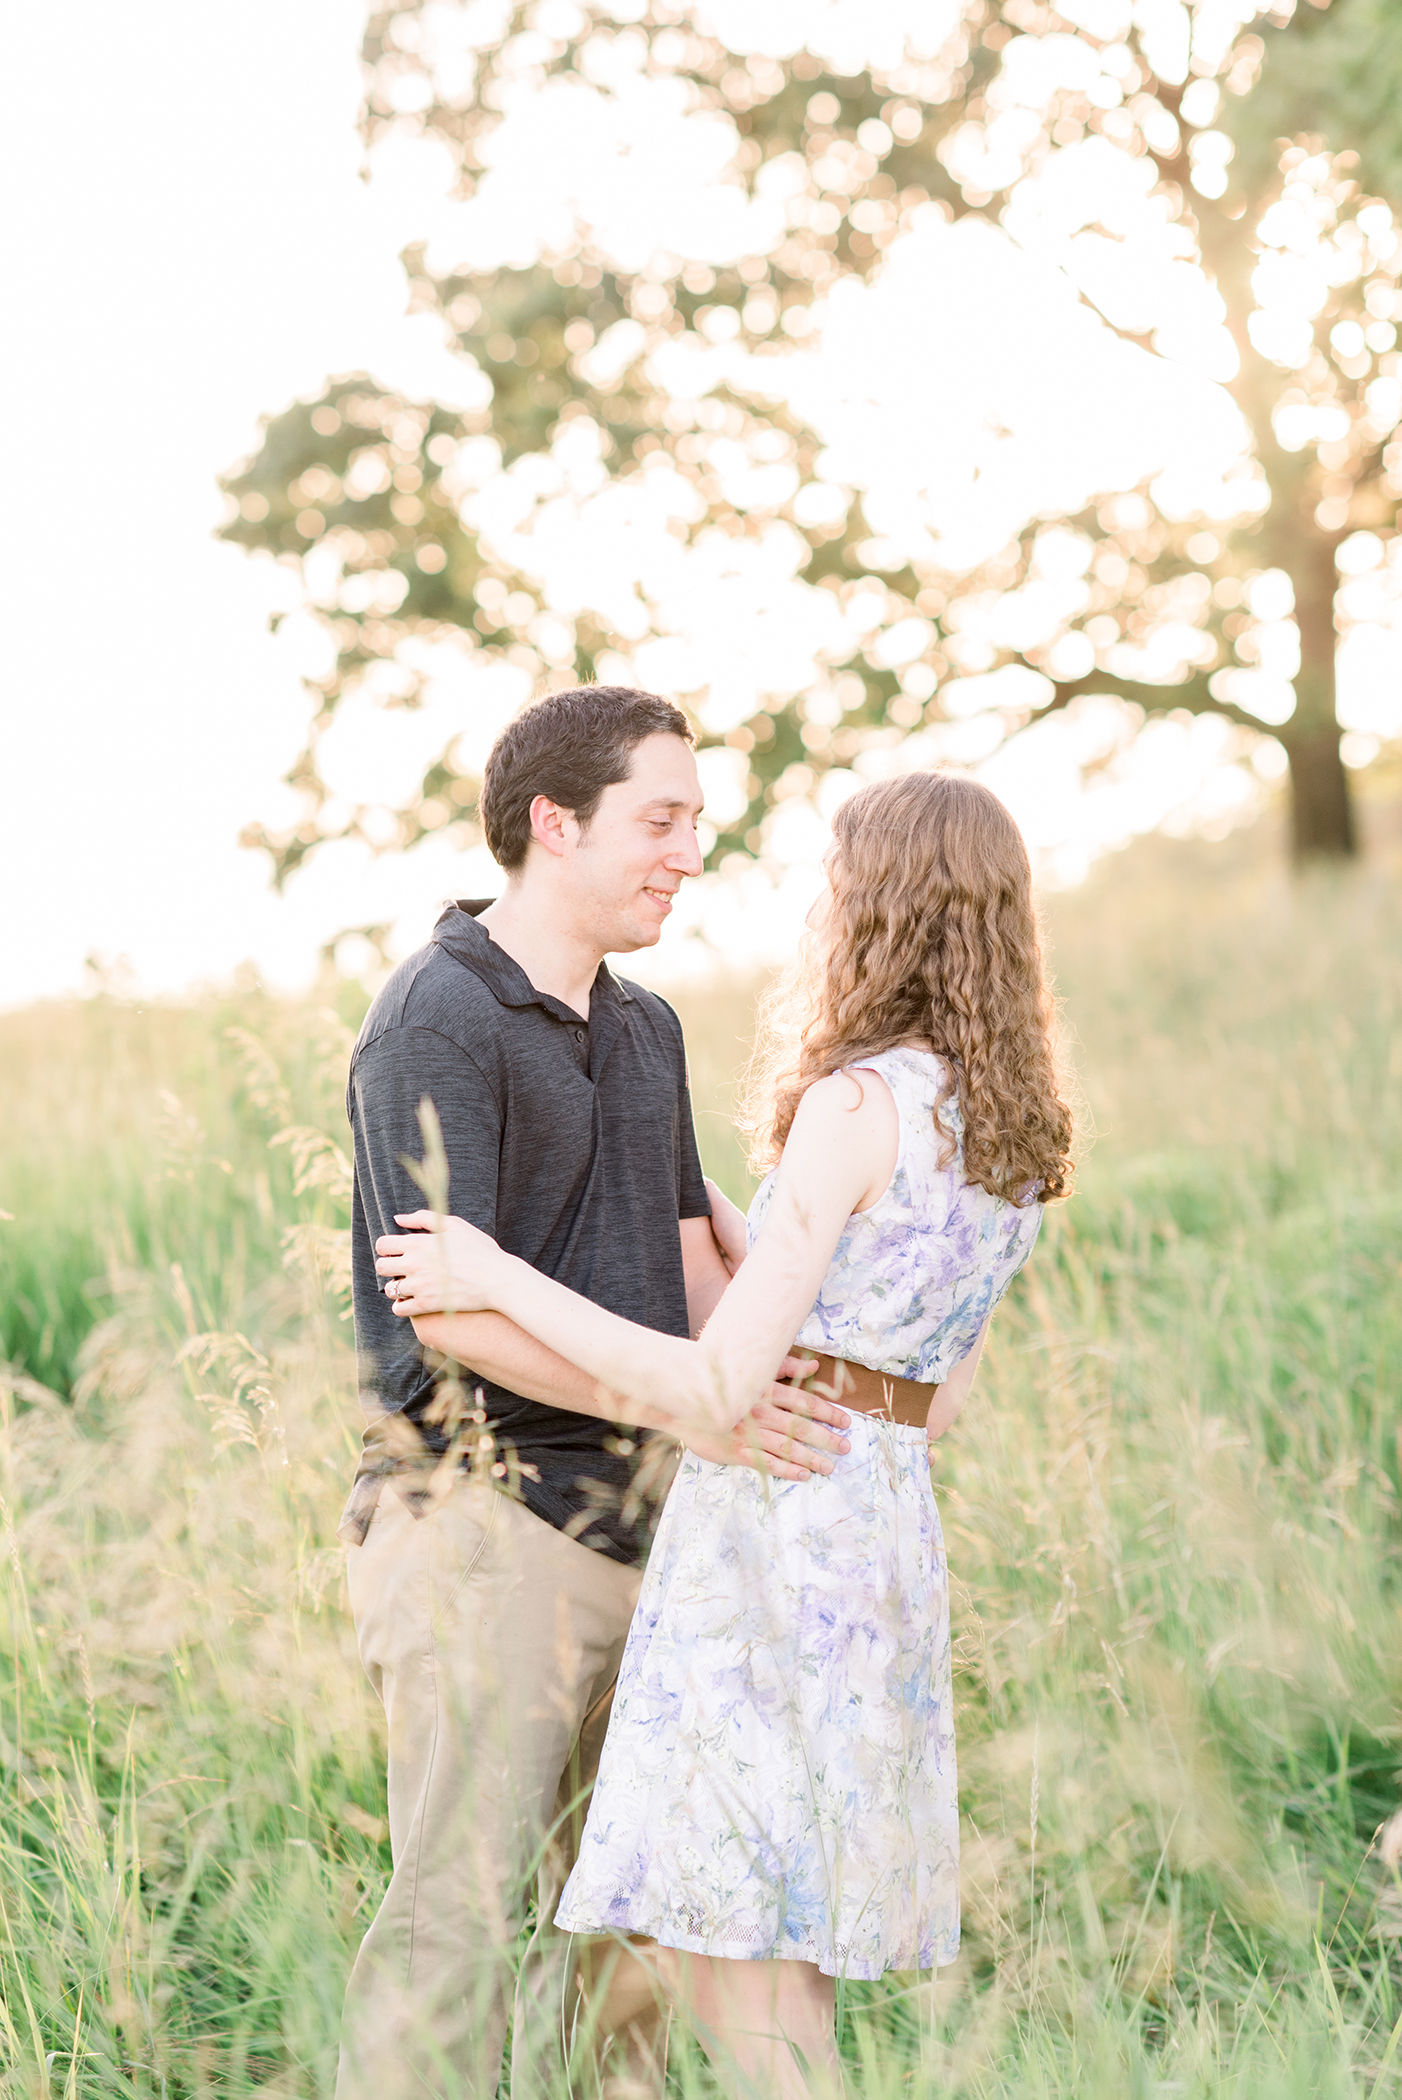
[615,918,662,952]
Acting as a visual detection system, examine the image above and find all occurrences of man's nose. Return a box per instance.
[669,826,705,878]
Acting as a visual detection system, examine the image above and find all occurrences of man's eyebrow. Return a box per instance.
[639,795,704,811]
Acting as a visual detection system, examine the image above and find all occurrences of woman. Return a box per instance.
[376,770,1073,2094]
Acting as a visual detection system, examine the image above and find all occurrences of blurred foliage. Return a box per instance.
[222,0,1402,879]
[1227,0,1402,202]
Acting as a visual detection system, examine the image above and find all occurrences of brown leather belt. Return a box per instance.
[783,1350,936,1430]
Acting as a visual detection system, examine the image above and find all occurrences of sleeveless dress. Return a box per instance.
[554,1048,1043,1978]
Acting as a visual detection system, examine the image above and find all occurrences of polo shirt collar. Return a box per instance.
[430,900,633,1030]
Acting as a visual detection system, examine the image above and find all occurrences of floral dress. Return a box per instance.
[554,1048,1043,1978]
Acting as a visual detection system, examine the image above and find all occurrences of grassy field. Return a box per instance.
[1,818,1401,2096]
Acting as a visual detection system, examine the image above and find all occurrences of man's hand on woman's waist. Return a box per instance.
[685,1368,852,1480]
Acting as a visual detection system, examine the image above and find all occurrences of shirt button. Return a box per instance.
[575,1028,586,1043]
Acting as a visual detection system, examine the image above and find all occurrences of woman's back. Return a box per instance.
[747,1045,1042,1382]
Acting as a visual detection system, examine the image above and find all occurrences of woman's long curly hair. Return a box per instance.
[743,770,1073,1204]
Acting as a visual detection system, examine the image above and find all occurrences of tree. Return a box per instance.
[1023,0,1402,859]
[221,0,1402,884]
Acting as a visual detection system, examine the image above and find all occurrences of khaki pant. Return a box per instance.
[335,1479,667,2100]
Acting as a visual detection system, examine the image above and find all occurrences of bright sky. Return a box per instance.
[6,0,1399,1008]
[3,0,481,1008]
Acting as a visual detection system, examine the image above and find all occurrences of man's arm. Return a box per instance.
[680,1213,732,1337]
[405,1195,727,1411]
[409,1310,619,1416]
[407,1217,725,1416]
[352,1030,598,1421]
[412,1215,850,1478]
[703,1177,748,1275]
[413,1296,853,1479]
[380,1072,884,1431]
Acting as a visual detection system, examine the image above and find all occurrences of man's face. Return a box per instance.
[563,732,706,951]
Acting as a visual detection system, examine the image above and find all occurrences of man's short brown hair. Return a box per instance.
[480,685,693,872]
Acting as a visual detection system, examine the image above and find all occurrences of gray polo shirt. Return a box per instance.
[344,900,710,1565]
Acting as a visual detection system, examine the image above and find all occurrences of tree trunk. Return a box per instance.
[1283,723,1356,860]
[1281,533,1357,863]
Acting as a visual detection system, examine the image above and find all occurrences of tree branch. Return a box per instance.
[1042,666,1282,737]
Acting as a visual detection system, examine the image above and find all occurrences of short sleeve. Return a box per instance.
[349,1026,503,1245]
[347,1027,506,1423]
[672,1046,710,1222]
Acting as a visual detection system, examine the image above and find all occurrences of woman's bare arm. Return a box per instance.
[412,1207,853,1478]
[382,1071,896,1436]
[926,1320,989,1438]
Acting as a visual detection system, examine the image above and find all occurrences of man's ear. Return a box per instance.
[527,794,574,859]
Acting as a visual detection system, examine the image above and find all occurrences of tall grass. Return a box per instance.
[0,825,1399,2095]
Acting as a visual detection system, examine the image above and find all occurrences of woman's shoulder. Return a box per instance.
[851,1044,956,1109]
[783,1067,902,1184]
[786,1049,953,1150]
[785,1069,888,1153]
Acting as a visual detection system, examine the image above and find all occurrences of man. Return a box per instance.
[335,686,850,2100]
